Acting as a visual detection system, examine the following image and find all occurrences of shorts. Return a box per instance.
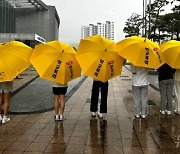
[0,81,13,93]
[53,87,68,95]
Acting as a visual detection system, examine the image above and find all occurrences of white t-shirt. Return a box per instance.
[131,65,148,86]
[175,69,180,81]
[53,82,68,87]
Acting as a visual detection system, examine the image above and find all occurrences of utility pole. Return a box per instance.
[148,0,151,39]
[143,0,147,37]
[142,0,145,36]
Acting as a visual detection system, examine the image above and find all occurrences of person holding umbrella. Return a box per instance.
[117,36,165,118]
[0,81,13,124]
[131,64,148,118]
[0,41,32,124]
[75,35,125,118]
[30,40,81,121]
[159,40,180,115]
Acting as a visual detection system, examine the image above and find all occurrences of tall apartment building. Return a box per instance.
[89,24,95,37]
[93,25,97,36]
[106,21,114,40]
[97,22,106,37]
[81,21,114,40]
[81,26,89,39]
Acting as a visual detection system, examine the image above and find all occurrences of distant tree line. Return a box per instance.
[123,0,180,43]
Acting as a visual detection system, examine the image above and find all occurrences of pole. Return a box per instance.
[142,0,144,36]
[144,0,147,37]
[148,0,151,39]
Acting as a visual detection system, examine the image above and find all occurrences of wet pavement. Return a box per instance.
[0,67,180,153]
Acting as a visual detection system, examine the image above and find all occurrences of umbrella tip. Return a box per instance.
[144,38,146,42]
[105,49,107,51]
[62,49,64,53]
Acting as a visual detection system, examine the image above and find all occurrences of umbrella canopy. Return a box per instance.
[160,40,180,69]
[30,40,81,85]
[75,35,124,82]
[0,41,33,82]
[116,36,165,69]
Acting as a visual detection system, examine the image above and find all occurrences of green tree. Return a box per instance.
[170,0,180,40]
[159,14,175,41]
[171,0,180,13]
[147,0,169,41]
[123,13,143,37]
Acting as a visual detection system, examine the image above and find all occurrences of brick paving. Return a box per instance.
[0,67,180,154]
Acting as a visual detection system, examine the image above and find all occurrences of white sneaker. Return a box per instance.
[135,114,140,118]
[91,112,96,117]
[59,115,64,121]
[54,115,59,121]
[2,116,10,124]
[160,110,165,115]
[141,115,146,119]
[98,112,103,118]
[166,111,172,115]
[174,110,180,115]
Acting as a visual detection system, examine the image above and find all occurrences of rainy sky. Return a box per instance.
[41,0,173,44]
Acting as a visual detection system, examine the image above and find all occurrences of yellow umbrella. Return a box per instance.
[75,35,124,82]
[0,41,33,82]
[160,40,180,69]
[30,40,81,85]
[116,36,165,69]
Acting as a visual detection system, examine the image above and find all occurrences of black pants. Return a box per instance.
[90,80,109,113]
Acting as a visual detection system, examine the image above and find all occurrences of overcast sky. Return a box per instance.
[41,0,173,44]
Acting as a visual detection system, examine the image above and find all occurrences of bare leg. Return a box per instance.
[0,93,3,115]
[59,94,65,115]
[54,95,60,115]
[3,92,11,116]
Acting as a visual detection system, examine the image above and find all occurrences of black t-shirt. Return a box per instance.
[158,63,175,81]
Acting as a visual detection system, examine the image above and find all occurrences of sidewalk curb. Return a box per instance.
[66,76,87,101]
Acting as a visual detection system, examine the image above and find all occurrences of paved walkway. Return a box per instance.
[0,67,180,153]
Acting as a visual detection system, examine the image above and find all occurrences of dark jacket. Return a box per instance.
[158,63,175,81]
